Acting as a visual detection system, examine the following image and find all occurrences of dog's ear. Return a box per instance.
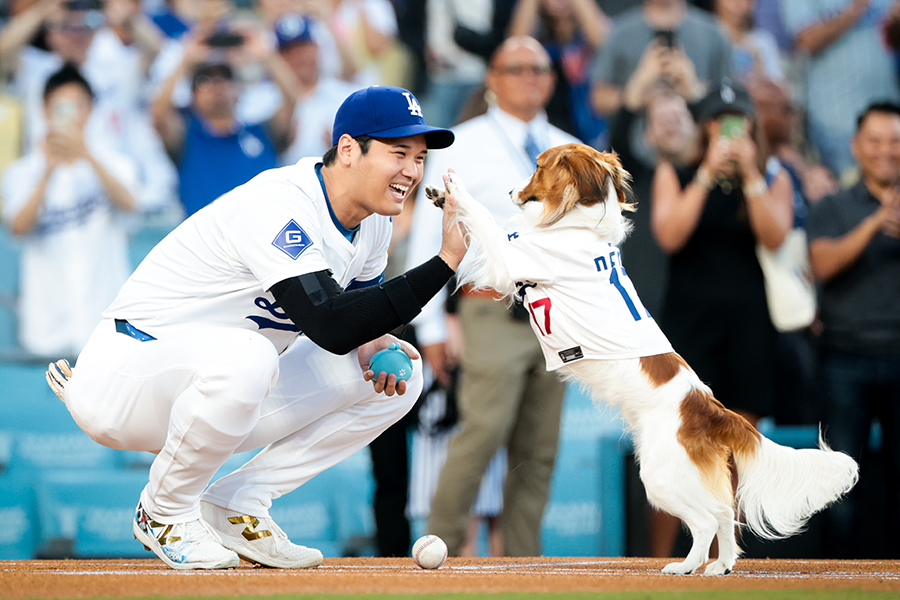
[596,151,635,212]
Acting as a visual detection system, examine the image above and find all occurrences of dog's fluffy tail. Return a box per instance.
[734,431,858,540]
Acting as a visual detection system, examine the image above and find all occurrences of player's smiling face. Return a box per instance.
[358,135,427,216]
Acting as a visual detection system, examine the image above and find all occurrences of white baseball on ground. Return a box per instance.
[412,535,448,569]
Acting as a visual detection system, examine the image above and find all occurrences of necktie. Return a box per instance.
[524,128,542,167]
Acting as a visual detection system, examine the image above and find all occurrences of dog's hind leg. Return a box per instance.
[703,507,739,575]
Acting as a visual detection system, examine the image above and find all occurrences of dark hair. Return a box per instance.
[322,135,374,165]
[191,62,235,90]
[856,102,900,132]
[43,62,94,103]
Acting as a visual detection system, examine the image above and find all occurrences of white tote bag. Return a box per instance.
[756,227,817,332]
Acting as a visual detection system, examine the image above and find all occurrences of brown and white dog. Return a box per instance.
[426,143,858,575]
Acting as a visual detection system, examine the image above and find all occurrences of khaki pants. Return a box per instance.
[427,298,566,556]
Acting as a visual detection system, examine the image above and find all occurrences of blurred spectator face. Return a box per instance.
[257,0,294,21]
[714,0,754,30]
[853,111,900,188]
[43,82,92,134]
[192,70,238,120]
[752,79,794,149]
[486,39,556,119]
[172,0,231,24]
[45,9,99,64]
[645,92,697,163]
[281,41,319,88]
[540,0,575,19]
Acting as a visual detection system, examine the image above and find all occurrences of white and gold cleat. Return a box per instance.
[133,503,239,570]
[200,501,323,569]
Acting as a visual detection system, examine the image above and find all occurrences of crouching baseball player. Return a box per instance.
[45,86,466,570]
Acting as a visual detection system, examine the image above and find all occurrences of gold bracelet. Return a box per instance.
[743,178,767,198]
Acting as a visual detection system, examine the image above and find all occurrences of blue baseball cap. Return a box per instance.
[332,86,454,149]
[274,13,315,50]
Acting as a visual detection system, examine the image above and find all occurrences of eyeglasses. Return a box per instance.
[193,75,234,88]
[493,64,553,76]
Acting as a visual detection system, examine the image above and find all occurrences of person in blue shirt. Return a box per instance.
[151,25,299,216]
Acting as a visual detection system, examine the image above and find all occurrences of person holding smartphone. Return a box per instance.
[151,23,300,217]
[590,0,736,119]
[1,63,138,357]
[646,81,793,555]
[651,81,793,425]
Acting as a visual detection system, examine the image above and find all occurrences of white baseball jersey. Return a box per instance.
[103,157,391,354]
[499,225,672,371]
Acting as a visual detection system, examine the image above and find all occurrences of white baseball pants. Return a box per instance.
[64,318,422,523]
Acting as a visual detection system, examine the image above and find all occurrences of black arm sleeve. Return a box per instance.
[270,255,455,355]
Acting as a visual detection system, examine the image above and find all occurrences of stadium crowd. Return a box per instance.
[1,0,899,560]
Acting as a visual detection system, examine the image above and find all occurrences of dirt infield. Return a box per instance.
[2,557,899,597]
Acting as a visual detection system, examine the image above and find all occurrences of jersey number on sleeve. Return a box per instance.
[527,297,552,336]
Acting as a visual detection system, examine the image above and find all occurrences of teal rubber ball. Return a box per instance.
[369,343,413,381]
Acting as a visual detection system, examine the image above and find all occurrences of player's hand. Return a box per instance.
[359,334,419,396]
[436,177,469,271]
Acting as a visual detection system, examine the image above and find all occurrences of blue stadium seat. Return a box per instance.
[33,469,147,558]
[331,449,375,550]
[541,384,629,557]
[0,472,39,559]
[0,363,117,473]
[0,229,21,353]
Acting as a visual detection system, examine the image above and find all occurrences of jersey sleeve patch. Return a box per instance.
[272,219,314,259]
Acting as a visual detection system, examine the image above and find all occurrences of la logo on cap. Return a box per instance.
[402,92,423,117]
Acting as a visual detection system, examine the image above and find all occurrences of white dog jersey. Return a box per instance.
[499,226,672,371]
[103,157,390,354]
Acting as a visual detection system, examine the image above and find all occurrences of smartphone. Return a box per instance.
[64,0,103,9]
[654,29,676,49]
[718,114,747,140]
[206,32,245,48]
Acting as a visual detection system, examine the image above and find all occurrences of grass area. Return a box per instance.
[77,592,898,600]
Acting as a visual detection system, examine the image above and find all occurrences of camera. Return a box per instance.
[654,29,676,49]
[64,0,104,10]
[205,31,245,48]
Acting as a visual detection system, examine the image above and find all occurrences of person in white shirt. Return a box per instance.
[45,85,468,571]
[0,0,176,213]
[1,63,138,357]
[406,36,579,557]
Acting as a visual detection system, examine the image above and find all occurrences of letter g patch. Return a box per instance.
[272,219,313,259]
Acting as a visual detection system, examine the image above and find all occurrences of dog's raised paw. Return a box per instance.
[424,185,445,208]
